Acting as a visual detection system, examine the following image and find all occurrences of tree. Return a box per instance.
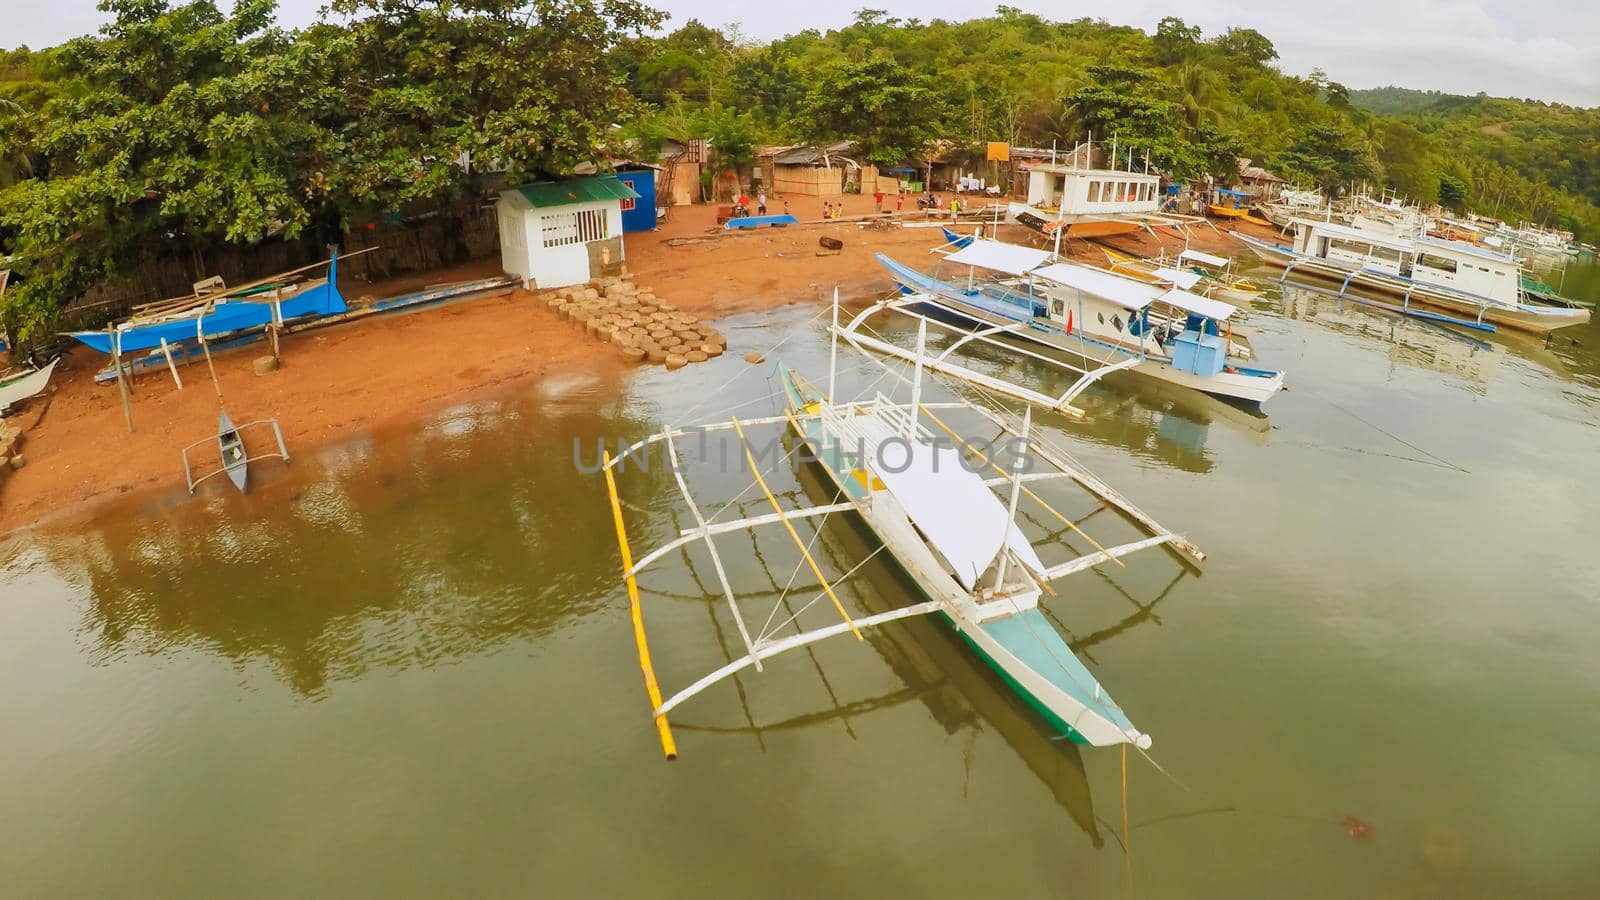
[802,55,944,166]
[1212,27,1278,66]
[1151,17,1201,65]
[1274,122,1374,193]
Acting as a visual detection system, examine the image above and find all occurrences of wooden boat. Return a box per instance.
[873,241,1285,407]
[1235,224,1591,335]
[600,299,1204,759]
[0,358,58,416]
[1205,188,1252,219]
[181,413,290,494]
[217,410,248,492]
[1099,246,1263,303]
[65,249,358,355]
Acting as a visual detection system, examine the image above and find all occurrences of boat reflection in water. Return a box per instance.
[653,449,1195,848]
[1276,283,1510,389]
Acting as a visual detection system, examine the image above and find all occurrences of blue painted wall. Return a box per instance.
[615,170,656,233]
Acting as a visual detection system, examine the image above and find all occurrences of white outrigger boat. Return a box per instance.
[1237,220,1591,335]
[599,295,1204,759]
[873,239,1285,407]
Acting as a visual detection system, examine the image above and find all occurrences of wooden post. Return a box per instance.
[159,338,184,390]
[199,333,222,399]
[108,326,133,433]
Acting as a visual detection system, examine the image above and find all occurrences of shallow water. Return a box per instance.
[3,256,1599,897]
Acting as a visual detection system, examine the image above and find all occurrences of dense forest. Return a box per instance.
[1,1,1597,342]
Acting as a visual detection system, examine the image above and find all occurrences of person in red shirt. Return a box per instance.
[874,189,885,212]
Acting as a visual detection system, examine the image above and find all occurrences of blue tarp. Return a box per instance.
[724,215,799,230]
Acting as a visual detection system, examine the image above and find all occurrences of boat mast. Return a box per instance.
[906,317,927,440]
[992,405,1032,595]
[828,287,839,403]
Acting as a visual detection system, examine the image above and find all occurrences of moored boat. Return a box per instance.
[599,307,1204,758]
[875,240,1286,407]
[1236,221,1591,335]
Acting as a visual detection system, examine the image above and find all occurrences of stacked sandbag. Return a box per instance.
[541,275,727,369]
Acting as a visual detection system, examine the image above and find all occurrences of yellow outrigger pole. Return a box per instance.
[730,417,863,642]
[601,450,678,760]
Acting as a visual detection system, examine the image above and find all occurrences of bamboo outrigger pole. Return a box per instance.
[730,417,863,642]
[601,450,678,760]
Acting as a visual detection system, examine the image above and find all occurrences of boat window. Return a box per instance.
[1112,314,1124,331]
[1088,181,1102,203]
[1416,252,1458,273]
[1052,299,1065,317]
[1097,311,1106,325]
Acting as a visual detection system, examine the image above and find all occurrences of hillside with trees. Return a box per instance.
[2,2,1597,343]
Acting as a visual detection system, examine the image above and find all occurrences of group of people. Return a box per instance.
[730,186,969,222]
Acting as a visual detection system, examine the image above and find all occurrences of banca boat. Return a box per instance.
[1237,220,1590,335]
[868,239,1285,407]
[600,301,1204,758]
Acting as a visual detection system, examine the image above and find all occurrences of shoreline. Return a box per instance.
[0,196,1267,536]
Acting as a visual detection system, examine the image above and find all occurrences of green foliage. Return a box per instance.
[0,0,660,341]
[801,55,945,166]
[1273,122,1374,192]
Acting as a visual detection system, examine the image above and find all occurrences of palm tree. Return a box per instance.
[1165,62,1223,135]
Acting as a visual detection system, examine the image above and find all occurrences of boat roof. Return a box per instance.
[1032,263,1164,310]
[851,413,1047,590]
[1027,163,1159,180]
[1294,219,1415,252]
[1414,235,1518,265]
[1158,288,1238,321]
[1152,267,1204,290]
[945,239,1053,276]
[1178,249,1229,268]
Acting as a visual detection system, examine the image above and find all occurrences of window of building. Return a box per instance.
[540,207,609,248]
[620,197,637,212]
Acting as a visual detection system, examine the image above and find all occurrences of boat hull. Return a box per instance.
[779,370,1143,747]
[1237,234,1591,335]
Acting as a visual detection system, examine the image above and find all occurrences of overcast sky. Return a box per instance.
[7,0,1598,107]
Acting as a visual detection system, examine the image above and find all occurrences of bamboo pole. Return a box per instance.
[159,338,183,390]
[601,450,678,761]
[730,417,862,641]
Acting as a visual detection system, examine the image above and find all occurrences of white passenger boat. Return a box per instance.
[1237,219,1591,335]
[870,240,1286,408]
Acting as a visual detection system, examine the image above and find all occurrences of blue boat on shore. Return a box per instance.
[66,252,346,355]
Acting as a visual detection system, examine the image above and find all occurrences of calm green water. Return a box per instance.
[3,256,1599,897]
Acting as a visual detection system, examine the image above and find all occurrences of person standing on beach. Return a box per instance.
[757,191,767,215]
[822,201,832,220]
[874,189,885,212]
[895,192,904,211]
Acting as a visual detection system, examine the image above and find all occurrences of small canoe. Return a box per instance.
[217,409,248,492]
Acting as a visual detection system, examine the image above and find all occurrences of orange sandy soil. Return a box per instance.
[0,192,1263,535]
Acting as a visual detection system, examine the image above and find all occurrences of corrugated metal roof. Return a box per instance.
[771,141,857,166]
[501,175,639,209]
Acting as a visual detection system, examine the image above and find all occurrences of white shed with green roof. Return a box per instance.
[496,175,639,289]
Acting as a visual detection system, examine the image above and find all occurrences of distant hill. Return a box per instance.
[1350,87,1469,115]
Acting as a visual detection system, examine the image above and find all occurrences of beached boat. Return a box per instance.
[0,359,58,417]
[1100,246,1263,303]
[180,412,289,494]
[1236,221,1591,335]
[600,306,1204,759]
[871,240,1285,407]
[66,250,351,355]
[1005,139,1203,239]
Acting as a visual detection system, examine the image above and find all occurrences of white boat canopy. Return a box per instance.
[946,239,1054,276]
[1178,249,1229,268]
[1152,267,1204,290]
[1032,263,1165,311]
[850,413,1047,590]
[1157,288,1238,321]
